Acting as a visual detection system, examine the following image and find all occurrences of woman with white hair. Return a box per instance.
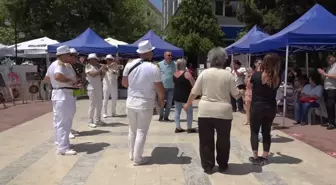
[183,47,244,174]
[173,59,196,133]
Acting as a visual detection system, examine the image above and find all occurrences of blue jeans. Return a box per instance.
[295,101,319,123]
[160,88,174,119]
[174,101,193,129]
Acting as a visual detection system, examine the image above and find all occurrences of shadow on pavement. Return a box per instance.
[268,152,303,164]
[112,114,127,118]
[271,135,294,143]
[78,130,110,137]
[74,142,110,154]
[147,147,192,165]
[215,163,262,175]
[100,122,128,127]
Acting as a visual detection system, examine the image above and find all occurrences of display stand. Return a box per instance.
[26,72,42,101]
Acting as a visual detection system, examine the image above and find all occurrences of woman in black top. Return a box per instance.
[249,53,281,165]
[173,59,197,133]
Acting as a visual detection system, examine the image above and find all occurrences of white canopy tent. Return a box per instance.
[104,37,128,47]
[6,37,59,58]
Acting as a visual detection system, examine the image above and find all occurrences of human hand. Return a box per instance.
[317,68,326,75]
[183,103,190,111]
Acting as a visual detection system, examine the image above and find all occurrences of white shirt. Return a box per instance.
[123,59,161,110]
[45,61,57,88]
[85,64,102,91]
[103,69,118,88]
[232,67,247,86]
[49,61,76,101]
[325,63,336,90]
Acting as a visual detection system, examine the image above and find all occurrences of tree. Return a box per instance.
[0,0,160,44]
[166,0,224,58]
[237,0,336,34]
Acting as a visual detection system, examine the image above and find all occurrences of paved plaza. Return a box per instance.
[0,99,336,185]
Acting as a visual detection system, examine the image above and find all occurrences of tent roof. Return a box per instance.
[118,30,184,58]
[104,37,128,47]
[251,4,336,53]
[12,37,59,50]
[48,28,117,55]
[225,25,269,54]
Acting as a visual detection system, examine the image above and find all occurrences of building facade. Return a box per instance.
[162,0,244,40]
[144,0,163,28]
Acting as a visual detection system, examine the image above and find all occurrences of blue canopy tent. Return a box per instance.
[118,30,184,58]
[250,4,336,54]
[48,28,117,55]
[225,25,270,67]
[225,25,270,54]
[250,4,336,127]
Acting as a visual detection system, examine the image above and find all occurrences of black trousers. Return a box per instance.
[324,89,336,125]
[198,117,232,170]
[231,84,245,111]
[250,103,276,152]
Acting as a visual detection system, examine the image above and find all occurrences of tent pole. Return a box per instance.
[282,46,289,127]
[305,53,309,76]
[248,54,251,68]
[231,54,234,69]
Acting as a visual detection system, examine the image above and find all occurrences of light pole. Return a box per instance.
[4,19,25,63]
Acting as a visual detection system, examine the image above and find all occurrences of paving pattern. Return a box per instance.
[0,100,335,185]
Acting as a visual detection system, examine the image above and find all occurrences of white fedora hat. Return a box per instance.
[105,54,114,60]
[87,53,99,60]
[136,40,155,54]
[70,48,78,55]
[56,45,70,56]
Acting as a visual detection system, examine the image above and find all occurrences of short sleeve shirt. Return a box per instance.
[51,62,76,101]
[123,59,161,109]
[232,67,247,86]
[302,84,323,98]
[324,63,336,90]
[85,64,102,91]
[158,60,176,89]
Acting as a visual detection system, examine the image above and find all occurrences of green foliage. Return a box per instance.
[237,0,336,34]
[166,0,224,55]
[0,0,161,45]
[236,29,248,41]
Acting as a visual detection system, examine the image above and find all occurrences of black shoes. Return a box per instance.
[203,165,228,175]
[175,128,185,133]
[159,117,171,122]
[175,128,197,133]
[249,156,268,166]
[327,124,335,130]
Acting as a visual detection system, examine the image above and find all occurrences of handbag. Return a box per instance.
[299,96,317,103]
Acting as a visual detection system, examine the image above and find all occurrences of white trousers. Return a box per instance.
[88,89,103,124]
[103,85,118,115]
[127,107,153,162]
[52,99,76,152]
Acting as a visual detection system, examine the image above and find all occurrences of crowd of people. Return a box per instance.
[44,40,336,174]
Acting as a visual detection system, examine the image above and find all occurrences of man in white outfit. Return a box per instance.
[46,45,78,155]
[122,40,165,166]
[102,54,119,118]
[86,53,107,128]
[44,47,78,143]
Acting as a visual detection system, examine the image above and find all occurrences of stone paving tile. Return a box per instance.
[1,100,336,185]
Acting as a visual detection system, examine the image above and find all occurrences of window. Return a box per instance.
[224,1,237,17]
[215,1,224,16]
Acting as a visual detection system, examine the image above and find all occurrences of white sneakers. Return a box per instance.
[69,132,75,139]
[57,149,77,156]
[88,123,97,128]
[102,114,108,118]
[102,113,117,118]
[133,157,149,166]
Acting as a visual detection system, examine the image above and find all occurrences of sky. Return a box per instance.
[150,0,162,12]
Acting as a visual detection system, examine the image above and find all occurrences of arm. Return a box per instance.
[43,75,51,83]
[234,68,246,77]
[121,63,130,88]
[325,73,336,79]
[86,65,105,77]
[154,82,165,107]
[185,71,195,86]
[185,73,203,108]
[54,66,74,83]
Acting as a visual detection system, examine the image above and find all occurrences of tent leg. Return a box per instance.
[231,54,234,69]
[305,53,309,76]
[248,54,251,68]
[282,46,289,128]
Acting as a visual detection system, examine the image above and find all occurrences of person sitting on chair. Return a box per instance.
[294,73,323,126]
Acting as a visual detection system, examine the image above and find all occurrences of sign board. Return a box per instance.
[26,72,41,81]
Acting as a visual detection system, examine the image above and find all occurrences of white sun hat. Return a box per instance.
[136,40,155,54]
[70,48,78,55]
[56,45,70,56]
[105,54,114,60]
[87,53,99,60]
